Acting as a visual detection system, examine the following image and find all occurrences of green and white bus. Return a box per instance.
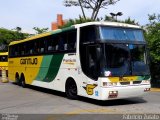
[8,22,151,100]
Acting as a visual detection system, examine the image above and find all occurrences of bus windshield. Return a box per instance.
[0,55,8,62]
[99,26,144,41]
[101,44,150,76]
[80,25,150,79]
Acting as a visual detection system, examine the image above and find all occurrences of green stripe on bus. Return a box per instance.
[35,55,53,81]
[44,54,64,82]
[137,75,151,81]
[35,54,64,82]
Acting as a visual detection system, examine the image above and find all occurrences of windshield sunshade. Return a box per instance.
[100,27,144,41]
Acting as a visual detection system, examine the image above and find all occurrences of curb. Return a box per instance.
[150,88,160,92]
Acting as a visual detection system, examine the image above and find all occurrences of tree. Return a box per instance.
[33,27,49,34]
[64,0,120,20]
[0,28,29,51]
[15,27,22,33]
[59,15,94,29]
[123,17,139,25]
[145,14,160,85]
[104,15,139,25]
[145,14,160,62]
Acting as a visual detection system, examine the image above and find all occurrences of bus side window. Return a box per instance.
[14,46,19,56]
[47,38,53,51]
[58,36,64,51]
[39,39,45,53]
[30,49,33,54]
[80,26,96,43]
[34,42,38,54]
[40,48,44,53]
[55,45,58,50]
[47,35,58,52]
[20,44,25,56]
[67,31,77,51]
[64,43,68,50]
[48,46,53,51]
[10,46,15,57]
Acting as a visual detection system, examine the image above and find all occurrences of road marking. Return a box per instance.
[66,108,117,114]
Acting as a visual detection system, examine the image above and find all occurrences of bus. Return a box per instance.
[8,22,151,100]
[0,52,8,77]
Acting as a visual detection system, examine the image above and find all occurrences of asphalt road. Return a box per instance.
[0,82,160,120]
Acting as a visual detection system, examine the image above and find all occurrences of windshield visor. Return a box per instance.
[99,26,144,41]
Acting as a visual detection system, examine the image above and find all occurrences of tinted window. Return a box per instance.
[9,29,77,58]
[80,26,98,43]
[0,55,8,62]
[99,27,144,41]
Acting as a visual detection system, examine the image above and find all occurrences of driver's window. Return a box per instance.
[87,45,101,79]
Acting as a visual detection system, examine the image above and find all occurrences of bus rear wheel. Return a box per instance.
[20,74,26,88]
[15,73,20,86]
[65,79,78,100]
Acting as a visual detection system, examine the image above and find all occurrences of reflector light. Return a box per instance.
[108,91,118,98]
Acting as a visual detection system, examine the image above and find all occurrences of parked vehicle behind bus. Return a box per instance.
[0,52,8,77]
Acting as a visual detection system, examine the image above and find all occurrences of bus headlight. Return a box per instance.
[103,82,112,87]
[102,82,117,87]
[141,80,150,84]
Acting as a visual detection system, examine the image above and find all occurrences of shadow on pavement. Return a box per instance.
[15,83,147,106]
[78,96,147,106]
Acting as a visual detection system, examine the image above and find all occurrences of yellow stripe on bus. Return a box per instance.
[9,56,43,84]
[108,76,138,82]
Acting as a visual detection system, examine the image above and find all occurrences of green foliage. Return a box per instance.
[64,0,120,20]
[145,14,160,63]
[145,13,160,82]
[123,17,139,25]
[104,15,139,25]
[60,15,139,29]
[33,27,49,34]
[0,27,29,51]
[59,16,94,29]
[104,15,114,21]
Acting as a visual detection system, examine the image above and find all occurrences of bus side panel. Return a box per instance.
[31,54,78,92]
[8,56,43,84]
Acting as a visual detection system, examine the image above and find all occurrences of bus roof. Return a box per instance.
[9,21,141,46]
[0,52,8,55]
[73,21,141,29]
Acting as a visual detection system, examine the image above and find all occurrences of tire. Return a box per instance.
[15,74,20,86]
[20,74,26,88]
[65,79,78,100]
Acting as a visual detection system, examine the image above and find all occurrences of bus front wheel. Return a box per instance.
[65,79,78,100]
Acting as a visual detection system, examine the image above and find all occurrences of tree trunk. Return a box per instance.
[79,0,86,20]
[91,0,103,20]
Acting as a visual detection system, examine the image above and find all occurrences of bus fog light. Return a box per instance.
[144,88,150,92]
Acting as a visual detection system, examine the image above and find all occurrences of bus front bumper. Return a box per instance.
[99,84,151,100]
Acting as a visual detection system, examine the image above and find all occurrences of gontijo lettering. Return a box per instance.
[20,58,38,65]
